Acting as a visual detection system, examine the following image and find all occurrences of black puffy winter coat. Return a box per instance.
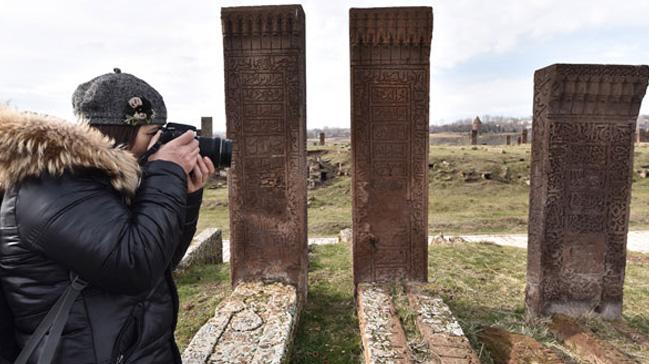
[0,107,202,363]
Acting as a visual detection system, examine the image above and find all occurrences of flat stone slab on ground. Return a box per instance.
[407,284,480,363]
[477,326,564,364]
[549,315,638,364]
[357,283,410,364]
[176,228,222,271]
[357,283,478,364]
[182,281,298,364]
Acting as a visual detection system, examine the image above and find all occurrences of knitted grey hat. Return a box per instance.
[72,68,167,126]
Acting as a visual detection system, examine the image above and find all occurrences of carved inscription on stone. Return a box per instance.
[350,7,433,284]
[222,5,307,297]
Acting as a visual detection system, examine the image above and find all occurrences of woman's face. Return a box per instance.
[130,124,162,157]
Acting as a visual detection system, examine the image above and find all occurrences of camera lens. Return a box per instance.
[198,137,232,169]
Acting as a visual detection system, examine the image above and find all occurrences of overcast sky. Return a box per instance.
[1,0,648,131]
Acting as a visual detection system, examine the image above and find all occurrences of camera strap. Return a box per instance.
[137,141,162,166]
[14,273,87,364]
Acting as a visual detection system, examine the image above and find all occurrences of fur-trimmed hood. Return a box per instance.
[0,106,141,197]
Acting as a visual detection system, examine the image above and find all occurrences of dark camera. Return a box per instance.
[159,123,232,168]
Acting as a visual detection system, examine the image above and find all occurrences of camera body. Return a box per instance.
[159,123,232,168]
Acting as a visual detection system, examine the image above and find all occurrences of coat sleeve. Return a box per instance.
[15,160,188,295]
[170,188,203,269]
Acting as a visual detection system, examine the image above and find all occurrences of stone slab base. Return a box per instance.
[176,228,222,271]
[357,283,478,363]
[477,327,564,364]
[406,284,480,363]
[357,284,411,363]
[182,282,298,364]
[549,315,637,364]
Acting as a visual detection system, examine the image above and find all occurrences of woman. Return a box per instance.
[0,69,215,363]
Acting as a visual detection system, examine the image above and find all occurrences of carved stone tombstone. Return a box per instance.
[470,130,478,145]
[521,128,528,144]
[472,116,482,132]
[201,116,213,137]
[319,132,325,146]
[471,116,481,145]
[222,5,308,298]
[350,7,432,284]
[526,64,649,319]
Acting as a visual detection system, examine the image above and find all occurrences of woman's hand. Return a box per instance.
[148,131,200,174]
[187,155,216,193]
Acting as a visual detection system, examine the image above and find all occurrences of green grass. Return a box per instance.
[306,143,649,236]
[291,244,362,363]
[174,263,231,351]
[196,186,230,239]
[426,242,649,363]
[195,143,649,237]
[175,244,649,363]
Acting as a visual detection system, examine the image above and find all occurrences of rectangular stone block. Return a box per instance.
[406,283,479,363]
[350,7,432,284]
[222,5,307,298]
[175,228,222,271]
[526,64,649,320]
[200,116,213,137]
[521,128,528,144]
[357,284,410,364]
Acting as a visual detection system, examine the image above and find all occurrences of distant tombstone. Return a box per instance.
[517,136,522,145]
[470,130,478,145]
[201,116,213,137]
[350,6,432,284]
[521,129,528,144]
[472,116,482,131]
[319,132,325,146]
[506,135,511,145]
[222,5,308,298]
[526,64,649,320]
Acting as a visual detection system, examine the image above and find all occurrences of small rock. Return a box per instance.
[338,228,353,244]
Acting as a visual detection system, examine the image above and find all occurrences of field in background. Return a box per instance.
[197,134,649,238]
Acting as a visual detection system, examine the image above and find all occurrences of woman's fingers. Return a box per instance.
[191,160,202,184]
[196,155,209,183]
[204,156,216,175]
